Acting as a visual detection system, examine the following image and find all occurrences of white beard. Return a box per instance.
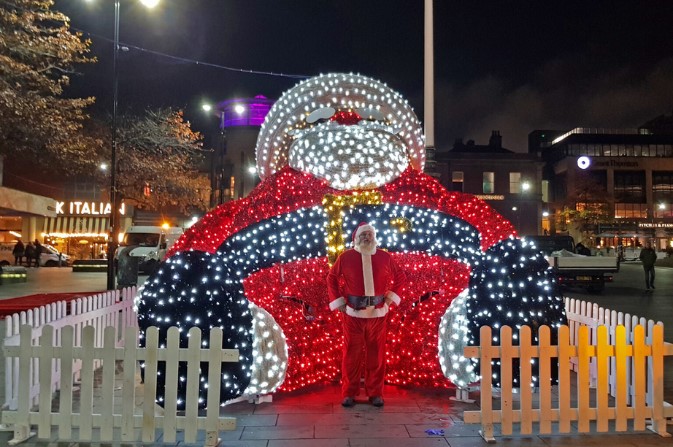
[355,238,377,255]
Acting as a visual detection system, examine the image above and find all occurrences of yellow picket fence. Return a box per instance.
[463,324,673,442]
[1,325,238,446]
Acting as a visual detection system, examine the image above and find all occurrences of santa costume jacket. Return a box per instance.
[327,247,405,318]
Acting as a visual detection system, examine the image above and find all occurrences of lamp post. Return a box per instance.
[105,0,121,290]
[516,180,530,233]
[202,103,227,207]
[101,0,159,290]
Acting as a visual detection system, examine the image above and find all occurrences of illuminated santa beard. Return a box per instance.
[288,124,409,190]
[355,238,377,255]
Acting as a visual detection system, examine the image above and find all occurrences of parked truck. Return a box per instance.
[523,235,619,293]
[114,226,183,274]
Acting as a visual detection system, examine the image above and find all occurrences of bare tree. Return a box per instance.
[114,108,210,213]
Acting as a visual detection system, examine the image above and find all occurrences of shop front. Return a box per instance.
[41,201,129,262]
[597,222,673,254]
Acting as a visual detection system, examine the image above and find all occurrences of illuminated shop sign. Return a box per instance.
[474,194,505,201]
[592,160,639,168]
[639,222,673,229]
[55,201,126,216]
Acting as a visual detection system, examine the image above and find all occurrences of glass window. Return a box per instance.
[656,145,665,156]
[451,171,464,192]
[509,172,521,194]
[483,172,495,194]
[632,145,641,157]
[541,180,549,203]
[614,203,647,219]
[603,145,613,156]
[653,171,673,207]
[618,145,627,156]
[614,171,645,203]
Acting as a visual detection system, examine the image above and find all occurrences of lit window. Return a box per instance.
[483,172,495,194]
[452,171,464,192]
[509,172,521,194]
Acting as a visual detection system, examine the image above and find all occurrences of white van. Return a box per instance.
[115,226,184,273]
[0,243,16,266]
[40,244,72,267]
[0,242,71,267]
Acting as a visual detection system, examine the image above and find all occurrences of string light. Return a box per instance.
[137,73,566,409]
[255,73,426,189]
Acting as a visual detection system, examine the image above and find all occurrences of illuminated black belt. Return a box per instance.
[347,295,384,310]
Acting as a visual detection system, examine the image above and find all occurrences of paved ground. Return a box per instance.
[0,267,147,300]
[1,266,673,446]
[2,381,673,446]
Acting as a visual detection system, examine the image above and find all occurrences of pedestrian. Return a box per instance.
[639,242,657,291]
[327,222,406,408]
[575,242,591,256]
[12,239,25,266]
[23,242,34,267]
[33,239,43,268]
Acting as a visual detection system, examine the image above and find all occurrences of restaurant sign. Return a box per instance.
[55,201,126,216]
[639,222,673,229]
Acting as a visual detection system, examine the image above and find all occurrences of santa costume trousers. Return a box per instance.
[341,314,387,398]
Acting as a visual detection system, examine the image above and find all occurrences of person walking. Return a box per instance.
[12,240,25,266]
[32,239,43,268]
[639,241,657,291]
[327,222,406,408]
[23,242,35,267]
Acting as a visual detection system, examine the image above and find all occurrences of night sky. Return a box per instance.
[55,0,673,152]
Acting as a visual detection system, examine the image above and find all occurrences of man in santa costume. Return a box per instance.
[327,222,406,407]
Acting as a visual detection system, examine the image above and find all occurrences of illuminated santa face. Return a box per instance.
[288,108,409,190]
[256,73,426,190]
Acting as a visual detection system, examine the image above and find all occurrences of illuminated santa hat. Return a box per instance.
[352,222,376,243]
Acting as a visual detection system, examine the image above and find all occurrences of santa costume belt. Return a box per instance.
[347,295,384,310]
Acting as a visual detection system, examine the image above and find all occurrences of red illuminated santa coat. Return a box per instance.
[327,248,406,318]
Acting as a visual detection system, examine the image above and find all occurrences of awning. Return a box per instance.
[43,216,109,238]
[596,232,642,238]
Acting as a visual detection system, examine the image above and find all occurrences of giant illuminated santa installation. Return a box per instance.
[135,73,566,409]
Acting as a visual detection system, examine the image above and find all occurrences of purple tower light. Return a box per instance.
[216,95,274,128]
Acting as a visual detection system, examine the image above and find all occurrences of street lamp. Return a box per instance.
[97,0,160,290]
[202,102,227,207]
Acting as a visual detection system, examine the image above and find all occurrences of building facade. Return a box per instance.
[530,116,673,251]
[436,131,545,236]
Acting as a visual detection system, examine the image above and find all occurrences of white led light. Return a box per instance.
[438,289,478,387]
[255,73,425,189]
[243,304,288,395]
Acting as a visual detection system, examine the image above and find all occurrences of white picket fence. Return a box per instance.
[0,287,240,445]
[2,290,672,444]
[1,287,138,411]
[2,324,238,446]
[463,323,673,442]
[564,297,668,405]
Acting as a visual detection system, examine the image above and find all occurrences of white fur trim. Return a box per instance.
[354,224,375,241]
[345,303,389,318]
[329,296,346,311]
[354,245,376,255]
[385,291,401,306]
[361,254,375,296]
